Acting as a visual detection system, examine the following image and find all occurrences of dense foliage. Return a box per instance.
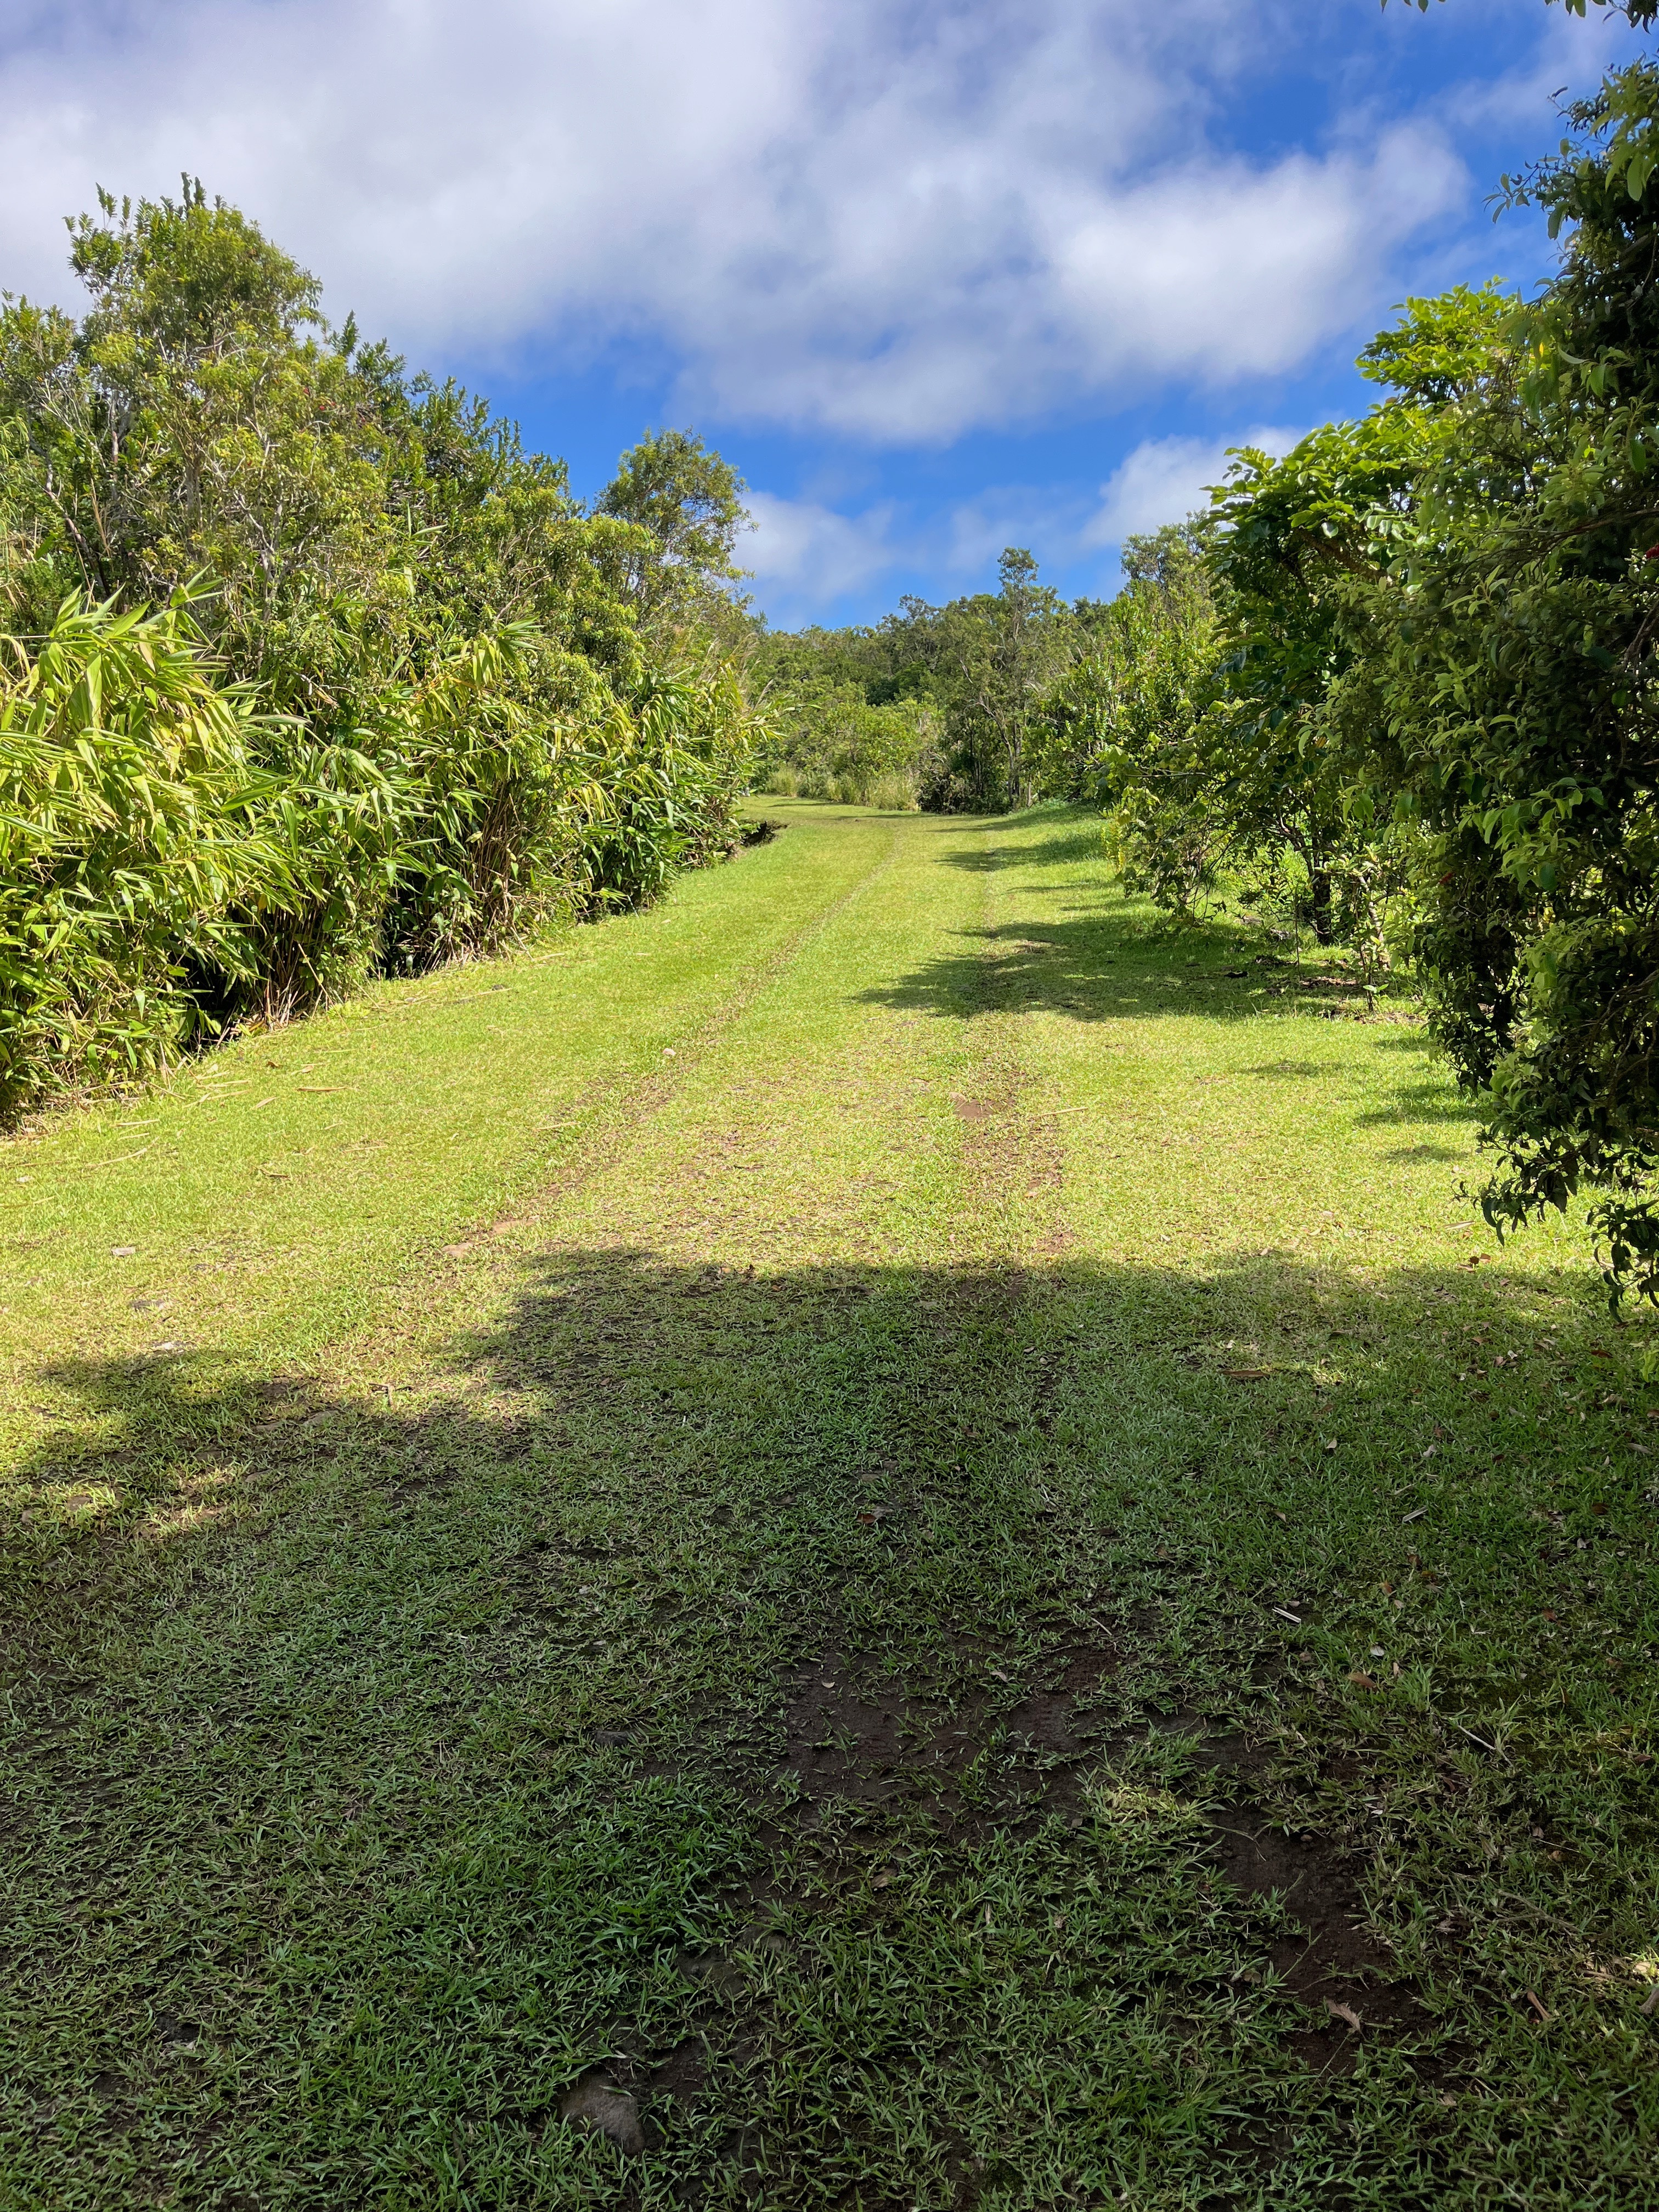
[1153,52,1659,1299]
[1081,51,1659,1294]
[1365,63,1659,1295]
[0,185,758,1112]
[754,546,1113,810]
[758,31,1659,1291]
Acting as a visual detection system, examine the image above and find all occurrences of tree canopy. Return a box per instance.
[758,30,1659,1297]
[0,183,760,1110]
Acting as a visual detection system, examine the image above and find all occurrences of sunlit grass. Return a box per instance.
[2,804,1654,2208]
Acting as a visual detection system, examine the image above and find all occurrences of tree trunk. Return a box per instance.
[1308,867,1335,945]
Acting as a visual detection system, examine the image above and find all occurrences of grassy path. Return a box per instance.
[3,804,1655,2209]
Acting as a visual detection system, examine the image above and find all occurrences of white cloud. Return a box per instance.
[744,435,1308,618]
[939,487,1087,578]
[743,492,901,607]
[748,481,1097,615]
[1087,426,1303,547]
[0,0,1485,443]
[1429,0,1645,134]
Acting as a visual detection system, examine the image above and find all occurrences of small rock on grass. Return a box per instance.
[558,2081,644,2155]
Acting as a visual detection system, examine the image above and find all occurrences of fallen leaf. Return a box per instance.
[1223,1367,1273,1381]
[872,1869,893,1889]
[1348,1669,1378,1689]
[110,1245,136,1257]
[1641,1984,1659,2017]
[1324,1997,1363,2032]
[989,1667,1009,1683]
[1403,1508,1427,1523]
[1523,1989,1551,2023]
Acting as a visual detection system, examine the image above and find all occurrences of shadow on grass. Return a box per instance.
[1352,1080,1476,1129]
[860,910,1429,1047]
[930,814,1110,873]
[3,1246,1653,2207]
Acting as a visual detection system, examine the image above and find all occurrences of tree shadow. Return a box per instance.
[931,816,1109,872]
[1352,1080,1476,1129]
[861,912,1418,1031]
[3,1244,1650,2204]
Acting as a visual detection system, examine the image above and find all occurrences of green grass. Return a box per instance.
[2,800,1655,2210]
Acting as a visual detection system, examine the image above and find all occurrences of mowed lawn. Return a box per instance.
[2,803,1655,2210]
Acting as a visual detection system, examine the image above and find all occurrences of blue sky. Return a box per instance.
[0,1,1646,625]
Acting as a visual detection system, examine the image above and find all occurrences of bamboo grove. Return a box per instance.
[0,187,759,1114]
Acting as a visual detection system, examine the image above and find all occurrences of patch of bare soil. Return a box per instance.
[1206,1804,1422,2070]
[744,1643,1427,2096]
[769,1633,1120,1843]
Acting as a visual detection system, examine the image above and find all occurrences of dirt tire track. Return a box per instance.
[436,817,915,1269]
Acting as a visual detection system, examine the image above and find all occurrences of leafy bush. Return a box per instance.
[0,596,297,1104]
[756,679,937,807]
[0,186,761,1113]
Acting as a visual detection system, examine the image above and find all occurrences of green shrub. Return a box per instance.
[0,186,762,1111]
[0,596,297,1105]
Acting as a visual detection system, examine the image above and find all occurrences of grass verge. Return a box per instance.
[2,802,1655,2209]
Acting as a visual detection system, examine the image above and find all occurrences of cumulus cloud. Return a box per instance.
[747,481,1100,616]
[0,0,1476,443]
[1434,0,1643,134]
[745,437,1307,618]
[743,493,901,608]
[1087,426,1303,547]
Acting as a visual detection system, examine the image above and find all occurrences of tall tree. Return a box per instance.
[0,187,763,1109]
[596,427,750,629]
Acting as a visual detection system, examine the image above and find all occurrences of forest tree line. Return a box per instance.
[0,183,759,1113]
[759,40,1659,1294]
[7,12,1659,1295]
